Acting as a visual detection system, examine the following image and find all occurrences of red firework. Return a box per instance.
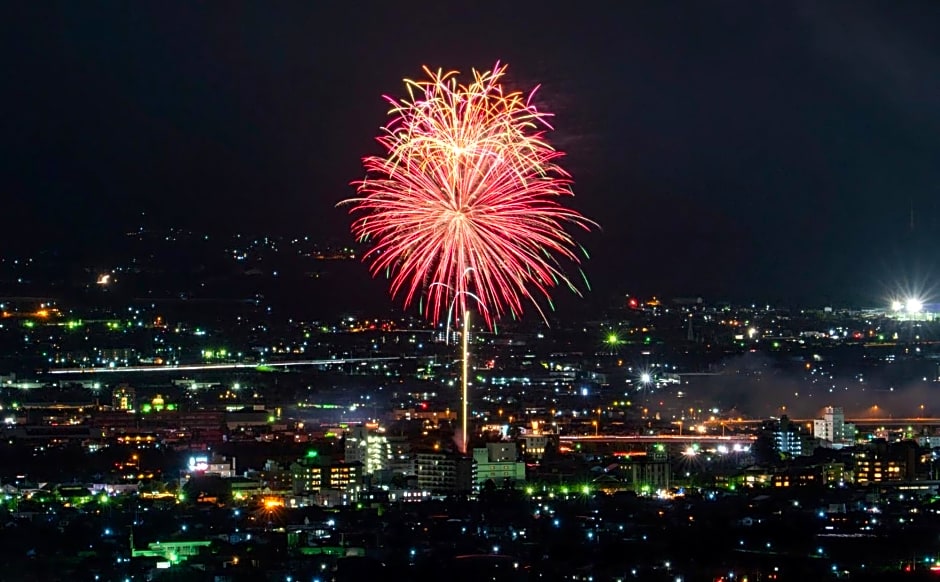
[343,63,594,328]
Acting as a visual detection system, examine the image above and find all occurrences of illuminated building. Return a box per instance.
[55,485,94,506]
[387,436,416,477]
[130,536,212,565]
[813,406,853,448]
[773,415,812,457]
[290,453,363,500]
[344,425,392,476]
[393,407,456,423]
[91,409,225,447]
[111,384,136,411]
[821,462,847,485]
[854,440,916,484]
[519,433,555,460]
[186,454,236,478]
[473,443,525,489]
[415,452,476,493]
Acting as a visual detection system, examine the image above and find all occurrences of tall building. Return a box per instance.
[632,444,670,491]
[773,415,812,457]
[387,436,415,477]
[415,452,475,493]
[473,443,525,489]
[813,406,848,448]
[344,426,391,476]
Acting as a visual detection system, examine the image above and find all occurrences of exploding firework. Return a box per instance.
[343,63,594,329]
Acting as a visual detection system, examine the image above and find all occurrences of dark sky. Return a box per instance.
[3,1,940,304]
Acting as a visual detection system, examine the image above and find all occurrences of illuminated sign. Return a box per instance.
[188,455,209,472]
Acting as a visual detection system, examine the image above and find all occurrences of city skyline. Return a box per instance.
[5,4,940,579]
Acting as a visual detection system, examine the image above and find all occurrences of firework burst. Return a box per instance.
[342,63,594,329]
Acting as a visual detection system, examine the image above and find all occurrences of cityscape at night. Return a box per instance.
[3,2,940,581]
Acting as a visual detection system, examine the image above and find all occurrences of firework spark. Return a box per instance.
[343,63,594,328]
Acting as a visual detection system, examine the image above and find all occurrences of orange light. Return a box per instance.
[262,497,284,510]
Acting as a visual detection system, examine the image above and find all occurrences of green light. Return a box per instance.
[582,485,591,495]
[560,486,569,495]
[267,416,276,423]
[306,450,318,458]
[141,403,152,414]
[525,486,534,495]
[606,333,619,345]
[99,494,108,504]
[23,321,35,328]
[166,403,176,411]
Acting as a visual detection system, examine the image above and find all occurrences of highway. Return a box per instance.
[704,417,940,427]
[560,434,756,445]
[45,356,416,375]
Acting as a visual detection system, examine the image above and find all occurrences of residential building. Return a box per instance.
[290,453,363,501]
[415,452,475,493]
[473,443,525,488]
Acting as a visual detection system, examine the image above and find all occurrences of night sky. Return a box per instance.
[3,1,940,305]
